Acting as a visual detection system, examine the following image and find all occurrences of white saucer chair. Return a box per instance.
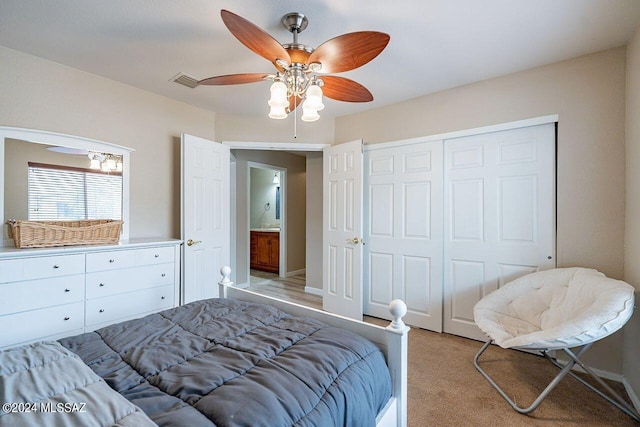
[473,267,639,421]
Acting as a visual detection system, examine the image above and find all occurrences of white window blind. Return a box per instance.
[28,163,122,221]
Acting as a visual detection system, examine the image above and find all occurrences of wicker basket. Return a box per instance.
[6,219,123,248]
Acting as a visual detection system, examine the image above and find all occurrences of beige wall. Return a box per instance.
[232,150,306,286]
[0,46,216,239]
[216,113,334,145]
[624,25,640,401]
[336,48,627,374]
[306,153,323,290]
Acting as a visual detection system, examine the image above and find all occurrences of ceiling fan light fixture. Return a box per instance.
[105,156,117,170]
[201,10,390,127]
[268,81,288,107]
[305,84,324,111]
[269,105,288,119]
[268,80,288,119]
[301,101,320,122]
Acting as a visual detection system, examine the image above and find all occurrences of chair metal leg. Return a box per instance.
[475,339,640,422]
[474,339,581,414]
[544,348,640,422]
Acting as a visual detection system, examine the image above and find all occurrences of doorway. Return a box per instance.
[226,146,324,302]
[248,162,285,279]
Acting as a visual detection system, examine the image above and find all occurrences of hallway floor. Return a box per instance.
[248,270,322,310]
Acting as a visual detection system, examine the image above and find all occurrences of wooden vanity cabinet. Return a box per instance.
[250,231,279,273]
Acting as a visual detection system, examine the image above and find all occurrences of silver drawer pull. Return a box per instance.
[161,273,166,277]
[53,264,60,269]
[109,259,115,263]
[99,283,105,287]
[64,317,70,321]
[154,254,160,258]
[64,288,70,292]
[99,309,104,313]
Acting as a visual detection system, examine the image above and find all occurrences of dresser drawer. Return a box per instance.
[135,246,175,266]
[85,284,175,328]
[86,264,174,298]
[86,250,136,272]
[0,274,85,316]
[0,302,84,348]
[0,254,85,283]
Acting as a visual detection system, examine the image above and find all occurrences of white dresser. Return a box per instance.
[0,238,181,349]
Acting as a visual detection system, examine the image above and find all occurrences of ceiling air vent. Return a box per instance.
[171,73,199,89]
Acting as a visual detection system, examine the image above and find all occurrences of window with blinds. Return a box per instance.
[28,163,122,221]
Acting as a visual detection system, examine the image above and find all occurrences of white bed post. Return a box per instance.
[386,300,410,427]
[218,265,233,298]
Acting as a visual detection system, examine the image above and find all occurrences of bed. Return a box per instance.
[0,267,409,427]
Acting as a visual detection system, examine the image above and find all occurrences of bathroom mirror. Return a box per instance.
[0,127,133,246]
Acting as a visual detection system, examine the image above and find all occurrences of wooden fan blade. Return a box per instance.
[198,73,270,85]
[321,76,373,102]
[288,96,303,113]
[307,32,390,74]
[221,10,291,65]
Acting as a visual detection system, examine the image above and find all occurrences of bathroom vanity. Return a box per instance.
[250,230,279,273]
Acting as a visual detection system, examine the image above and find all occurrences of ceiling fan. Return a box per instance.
[198,9,390,122]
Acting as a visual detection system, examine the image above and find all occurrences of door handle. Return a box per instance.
[187,239,202,247]
[346,237,361,245]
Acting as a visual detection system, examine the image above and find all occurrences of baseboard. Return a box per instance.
[286,268,306,277]
[623,377,640,413]
[304,286,323,296]
[234,282,250,289]
[555,356,624,382]
[569,362,624,382]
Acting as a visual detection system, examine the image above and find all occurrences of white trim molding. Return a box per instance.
[222,141,330,151]
[304,286,323,297]
[286,268,306,277]
[365,115,559,152]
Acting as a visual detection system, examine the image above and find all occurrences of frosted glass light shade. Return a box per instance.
[268,81,288,108]
[305,84,324,111]
[301,101,320,122]
[106,157,117,170]
[269,105,287,119]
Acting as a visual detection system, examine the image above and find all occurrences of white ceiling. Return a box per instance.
[1,0,640,119]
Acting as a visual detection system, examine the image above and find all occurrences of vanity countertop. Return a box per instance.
[250,228,280,232]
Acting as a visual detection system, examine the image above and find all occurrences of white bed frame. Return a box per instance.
[217,266,409,427]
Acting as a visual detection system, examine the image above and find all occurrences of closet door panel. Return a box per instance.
[443,123,556,341]
[364,141,443,331]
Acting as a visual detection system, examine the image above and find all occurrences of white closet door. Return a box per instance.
[443,123,556,341]
[364,141,443,331]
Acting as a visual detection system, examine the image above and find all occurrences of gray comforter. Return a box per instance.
[60,298,392,426]
[0,341,155,427]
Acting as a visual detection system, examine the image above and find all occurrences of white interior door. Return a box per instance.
[323,140,363,319]
[181,134,230,304]
[443,123,556,340]
[364,141,444,331]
